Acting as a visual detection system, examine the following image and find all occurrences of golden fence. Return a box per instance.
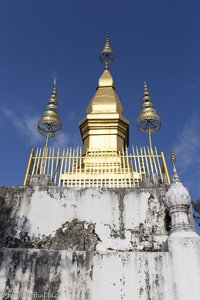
[24,146,170,188]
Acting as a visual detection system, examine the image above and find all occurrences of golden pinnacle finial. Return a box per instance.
[38,79,61,142]
[137,82,161,149]
[143,81,149,95]
[170,149,176,163]
[104,36,112,52]
[99,35,114,69]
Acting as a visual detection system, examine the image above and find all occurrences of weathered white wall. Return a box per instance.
[0,250,171,300]
[167,232,200,300]
[0,241,200,300]
[14,186,168,251]
[0,186,199,300]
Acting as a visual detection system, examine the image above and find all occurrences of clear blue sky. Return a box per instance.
[0,0,200,202]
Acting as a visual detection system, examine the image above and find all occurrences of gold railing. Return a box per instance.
[23,146,170,188]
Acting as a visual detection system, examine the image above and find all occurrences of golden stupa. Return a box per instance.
[79,36,129,153]
[24,37,170,188]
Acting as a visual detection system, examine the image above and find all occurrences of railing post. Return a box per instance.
[161,152,170,185]
[23,149,34,186]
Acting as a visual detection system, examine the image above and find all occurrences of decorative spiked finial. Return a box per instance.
[170,149,176,164]
[99,36,114,69]
[137,82,161,150]
[170,149,180,183]
[38,79,61,148]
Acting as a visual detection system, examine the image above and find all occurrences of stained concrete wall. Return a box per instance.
[0,241,200,300]
[0,186,199,300]
[0,249,171,300]
[0,186,168,252]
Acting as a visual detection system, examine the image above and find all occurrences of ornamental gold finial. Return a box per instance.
[170,149,180,183]
[99,36,114,69]
[137,82,161,150]
[38,79,61,148]
[170,149,176,164]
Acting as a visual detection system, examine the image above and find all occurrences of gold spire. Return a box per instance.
[98,69,114,87]
[79,37,129,153]
[103,36,113,53]
[86,68,122,115]
[137,82,161,150]
[99,36,114,69]
[38,79,61,144]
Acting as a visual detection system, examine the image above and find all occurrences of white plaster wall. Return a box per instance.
[16,187,167,251]
[167,232,200,300]
[0,246,200,300]
[1,187,200,300]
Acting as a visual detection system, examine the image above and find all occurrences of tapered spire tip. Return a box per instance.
[170,149,180,183]
[53,77,56,88]
[137,83,161,133]
[99,36,114,69]
[38,80,61,139]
